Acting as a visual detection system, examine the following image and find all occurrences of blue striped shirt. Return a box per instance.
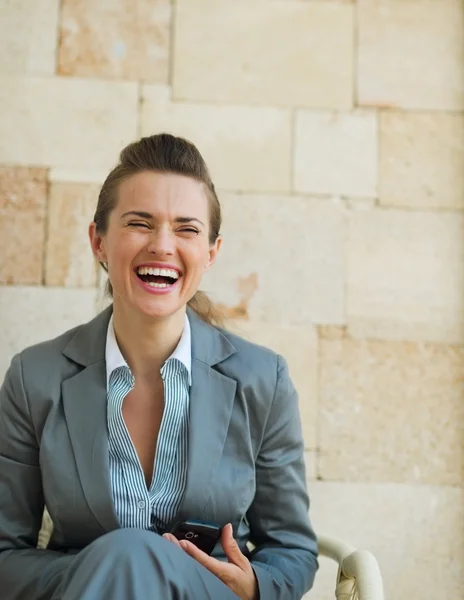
[105,314,191,532]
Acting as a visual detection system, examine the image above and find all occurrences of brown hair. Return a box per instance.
[94,133,224,327]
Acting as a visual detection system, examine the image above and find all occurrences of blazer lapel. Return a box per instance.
[61,306,120,533]
[60,306,238,529]
[178,310,237,520]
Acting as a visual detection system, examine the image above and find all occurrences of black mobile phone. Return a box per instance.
[170,519,222,555]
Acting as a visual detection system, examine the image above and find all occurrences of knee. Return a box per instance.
[90,528,165,557]
[60,529,183,597]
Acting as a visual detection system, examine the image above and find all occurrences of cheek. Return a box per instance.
[193,252,210,276]
[107,232,139,260]
[182,241,210,270]
[105,237,138,283]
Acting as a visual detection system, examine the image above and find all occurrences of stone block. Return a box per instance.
[347,208,464,344]
[45,182,100,287]
[58,0,171,82]
[294,110,378,197]
[358,0,464,110]
[173,0,354,108]
[0,167,47,285]
[141,85,292,192]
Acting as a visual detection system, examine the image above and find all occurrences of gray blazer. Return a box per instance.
[0,306,318,600]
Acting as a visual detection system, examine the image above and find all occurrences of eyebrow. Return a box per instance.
[120,211,205,227]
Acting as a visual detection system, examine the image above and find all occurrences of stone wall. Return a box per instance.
[1,1,463,598]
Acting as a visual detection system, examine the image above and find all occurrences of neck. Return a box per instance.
[112,300,186,379]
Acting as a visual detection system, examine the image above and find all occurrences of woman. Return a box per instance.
[0,134,318,600]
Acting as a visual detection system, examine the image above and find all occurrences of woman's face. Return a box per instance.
[89,170,221,320]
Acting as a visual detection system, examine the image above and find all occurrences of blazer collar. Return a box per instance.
[62,305,236,369]
[62,305,111,367]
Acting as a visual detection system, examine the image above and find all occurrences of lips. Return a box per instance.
[136,265,181,280]
[134,263,182,291]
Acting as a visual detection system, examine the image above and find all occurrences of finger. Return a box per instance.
[179,540,227,578]
[221,524,249,569]
[162,533,182,548]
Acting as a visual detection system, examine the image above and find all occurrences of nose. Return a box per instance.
[146,226,175,256]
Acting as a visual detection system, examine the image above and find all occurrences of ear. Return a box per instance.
[204,236,222,272]
[88,222,108,263]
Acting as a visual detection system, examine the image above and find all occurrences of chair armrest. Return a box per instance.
[37,509,53,549]
[318,535,384,600]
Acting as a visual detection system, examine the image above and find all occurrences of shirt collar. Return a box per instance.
[105,313,192,387]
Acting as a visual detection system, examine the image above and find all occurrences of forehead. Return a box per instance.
[115,171,209,217]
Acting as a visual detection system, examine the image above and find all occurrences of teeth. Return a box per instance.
[137,266,180,279]
[147,282,169,288]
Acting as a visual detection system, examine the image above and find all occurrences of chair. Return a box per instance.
[318,535,385,600]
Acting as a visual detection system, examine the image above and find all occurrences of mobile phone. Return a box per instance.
[170,519,222,555]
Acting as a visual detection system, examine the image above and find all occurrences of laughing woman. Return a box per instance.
[0,134,318,600]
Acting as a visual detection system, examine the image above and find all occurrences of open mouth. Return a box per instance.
[135,266,181,289]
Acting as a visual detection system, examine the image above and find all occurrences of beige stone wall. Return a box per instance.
[1,1,463,598]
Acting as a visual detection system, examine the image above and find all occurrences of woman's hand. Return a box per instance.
[163,523,258,600]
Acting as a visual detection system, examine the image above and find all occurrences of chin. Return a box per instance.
[132,297,185,321]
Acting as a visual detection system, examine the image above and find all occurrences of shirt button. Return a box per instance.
[137,500,146,510]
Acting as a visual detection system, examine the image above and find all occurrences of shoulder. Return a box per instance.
[219,326,278,365]
[18,325,84,366]
[216,326,285,389]
[12,307,111,383]
[1,324,84,416]
[11,324,84,391]
[19,324,82,364]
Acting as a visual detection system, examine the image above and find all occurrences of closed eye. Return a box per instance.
[178,227,199,234]
[128,222,151,229]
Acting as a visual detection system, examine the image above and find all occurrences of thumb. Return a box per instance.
[221,524,247,567]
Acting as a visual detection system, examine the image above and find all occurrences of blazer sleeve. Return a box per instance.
[247,354,319,600]
[0,354,74,600]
